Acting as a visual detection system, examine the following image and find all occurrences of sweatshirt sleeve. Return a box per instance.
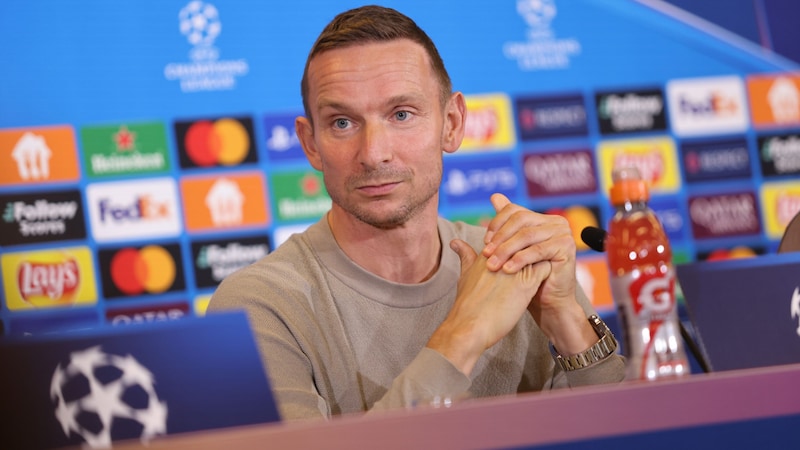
[367,348,472,413]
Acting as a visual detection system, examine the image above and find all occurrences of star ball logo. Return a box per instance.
[174,116,257,168]
[164,1,249,92]
[51,346,167,447]
[98,244,186,299]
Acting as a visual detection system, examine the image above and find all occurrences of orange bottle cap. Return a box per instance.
[609,167,649,205]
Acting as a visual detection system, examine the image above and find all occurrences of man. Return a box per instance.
[209,5,624,421]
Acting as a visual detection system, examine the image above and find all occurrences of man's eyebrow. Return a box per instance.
[317,99,351,113]
[317,93,425,112]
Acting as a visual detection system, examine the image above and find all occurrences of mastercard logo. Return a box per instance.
[175,116,257,168]
[546,205,599,252]
[109,246,177,296]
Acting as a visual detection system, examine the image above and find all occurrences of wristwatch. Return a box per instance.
[550,314,618,371]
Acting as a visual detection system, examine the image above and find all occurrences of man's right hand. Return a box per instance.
[426,239,551,376]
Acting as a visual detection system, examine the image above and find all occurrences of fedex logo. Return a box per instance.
[667,76,748,137]
[678,92,739,117]
[87,178,182,243]
[98,196,170,223]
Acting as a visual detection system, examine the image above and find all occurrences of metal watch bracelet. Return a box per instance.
[550,314,618,371]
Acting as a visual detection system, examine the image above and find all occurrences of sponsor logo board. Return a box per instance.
[597,137,681,195]
[688,191,762,239]
[263,113,304,161]
[80,122,170,177]
[0,189,86,246]
[174,116,257,169]
[1,246,98,310]
[460,93,516,151]
[681,138,751,183]
[595,88,667,135]
[86,178,182,243]
[515,94,588,140]
[759,181,800,239]
[0,126,80,186]
[747,73,800,128]
[270,170,330,222]
[180,171,269,232]
[106,301,190,325]
[666,76,749,137]
[758,133,800,177]
[98,243,186,299]
[442,155,518,205]
[523,149,597,197]
[191,235,270,288]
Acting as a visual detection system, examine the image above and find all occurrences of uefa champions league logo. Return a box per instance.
[179,1,221,47]
[517,0,557,29]
[165,0,249,92]
[50,346,167,448]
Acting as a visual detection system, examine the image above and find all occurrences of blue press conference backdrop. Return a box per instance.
[1,0,800,336]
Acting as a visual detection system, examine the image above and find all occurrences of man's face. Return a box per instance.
[297,39,462,229]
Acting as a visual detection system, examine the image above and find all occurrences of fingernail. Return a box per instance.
[483,242,495,255]
[487,255,499,269]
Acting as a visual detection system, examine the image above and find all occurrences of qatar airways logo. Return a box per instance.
[523,150,596,197]
[87,178,182,243]
[667,76,748,137]
[688,192,761,238]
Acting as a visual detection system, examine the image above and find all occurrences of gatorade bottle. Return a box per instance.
[606,166,689,381]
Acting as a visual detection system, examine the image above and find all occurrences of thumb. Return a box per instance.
[449,238,478,275]
[490,193,511,214]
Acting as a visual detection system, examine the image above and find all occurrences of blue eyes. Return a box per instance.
[332,111,410,129]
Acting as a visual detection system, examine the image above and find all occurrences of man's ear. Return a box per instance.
[442,92,467,155]
[296,116,323,171]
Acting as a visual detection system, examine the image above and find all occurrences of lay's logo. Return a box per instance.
[0,126,81,186]
[1,246,98,310]
[460,93,516,151]
[597,137,681,195]
[98,243,185,299]
[760,180,800,239]
[86,177,182,243]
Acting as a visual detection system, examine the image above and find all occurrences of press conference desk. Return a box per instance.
[119,363,800,449]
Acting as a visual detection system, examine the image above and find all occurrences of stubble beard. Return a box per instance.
[329,165,441,230]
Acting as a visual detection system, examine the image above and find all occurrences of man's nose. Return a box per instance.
[358,121,392,167]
